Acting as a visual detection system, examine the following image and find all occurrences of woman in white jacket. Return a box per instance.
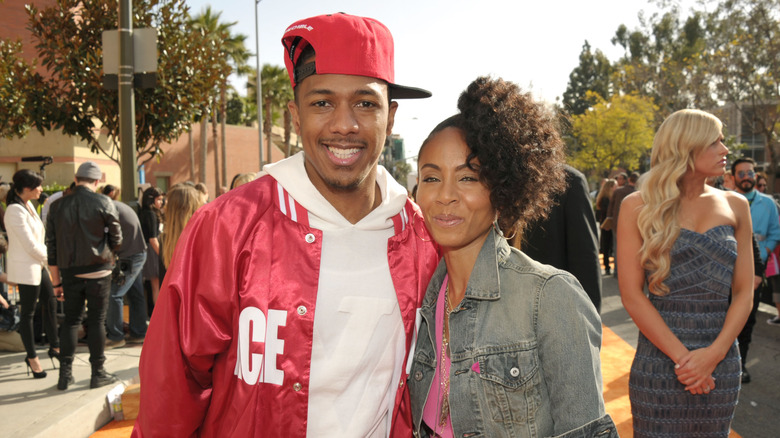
[5,169,59,378]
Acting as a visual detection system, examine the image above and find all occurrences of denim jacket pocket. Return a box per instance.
[549,414,618,438]
[477,346,540,424]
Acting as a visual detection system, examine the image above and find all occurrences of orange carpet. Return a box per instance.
[90,419,135,437]
[91,325,741,437]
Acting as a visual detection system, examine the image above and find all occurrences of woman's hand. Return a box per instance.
[675,346,721,393]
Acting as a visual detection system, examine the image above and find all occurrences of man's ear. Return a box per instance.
[385,101,399,136]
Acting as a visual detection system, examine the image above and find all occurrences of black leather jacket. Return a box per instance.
[45,185,122,276]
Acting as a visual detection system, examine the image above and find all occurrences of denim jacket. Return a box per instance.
[409,230,618,438]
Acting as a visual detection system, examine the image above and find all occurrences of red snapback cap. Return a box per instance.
[282,12,431,99]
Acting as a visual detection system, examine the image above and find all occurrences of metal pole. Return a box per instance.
[255,0,264,169]
[119,0,137,202]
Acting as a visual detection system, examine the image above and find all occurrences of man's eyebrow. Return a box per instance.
[354,88,382,98]
[303,88,334,98]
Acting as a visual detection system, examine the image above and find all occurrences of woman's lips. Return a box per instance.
[433,214,464,227]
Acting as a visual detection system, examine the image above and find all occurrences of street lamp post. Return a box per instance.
[255,0,264,169]
[119,0,137,202]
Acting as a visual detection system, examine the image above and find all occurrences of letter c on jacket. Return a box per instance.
[236,307,288,385]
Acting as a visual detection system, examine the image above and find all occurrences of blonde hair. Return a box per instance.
[596,179,617,207]
[637,109,723,295]
[162,185,204,267]
[230,173,257,190]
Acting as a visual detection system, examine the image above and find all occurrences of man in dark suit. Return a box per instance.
[520,165,603,312]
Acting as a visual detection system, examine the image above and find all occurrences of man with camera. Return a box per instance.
[105,195,148,349]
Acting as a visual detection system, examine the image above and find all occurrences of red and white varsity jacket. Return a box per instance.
[132,175,439,437]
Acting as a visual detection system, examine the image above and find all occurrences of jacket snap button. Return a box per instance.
[305,233,316,243]
[510,367,520,377]
[399,380,405,388]
[297,306,307,315]
[414,370,423,381]
[293,382,302,391]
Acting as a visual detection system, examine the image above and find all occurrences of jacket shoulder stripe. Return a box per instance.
[391,202,412,235]
[275,181,288,216]
[273,179,309,226]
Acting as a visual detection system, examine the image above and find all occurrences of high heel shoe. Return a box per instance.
[24,357,47,379]
[47,349,60,369]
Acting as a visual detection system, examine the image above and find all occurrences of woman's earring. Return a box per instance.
[493,214,516,240]
[493,215,504,238]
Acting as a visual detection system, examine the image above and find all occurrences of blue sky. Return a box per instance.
[185,0,701,159]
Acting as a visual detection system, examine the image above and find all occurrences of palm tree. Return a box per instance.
[189,7,249,192]
[247,65,293,160]
[219,32,251,186]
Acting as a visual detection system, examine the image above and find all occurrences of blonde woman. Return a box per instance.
[161,185,204,268]
[618,109,753,436]
[229,172,257,190]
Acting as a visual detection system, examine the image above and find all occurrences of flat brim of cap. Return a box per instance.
[389,84,431,99]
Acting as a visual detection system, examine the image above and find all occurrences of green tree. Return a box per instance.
[611,7,713,117]
[390,160,412,188]
[570,92,657,177]
[562,41,613,116]
[23,0,221,165]
[225,90,247,125]
[247,64,294,158]
[0,38,34,139]
[190,6,248,190]
[705,0,780,190]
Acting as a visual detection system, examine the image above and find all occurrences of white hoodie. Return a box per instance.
[265,152,410,437]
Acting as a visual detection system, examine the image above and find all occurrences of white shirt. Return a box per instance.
[266,152,408,437]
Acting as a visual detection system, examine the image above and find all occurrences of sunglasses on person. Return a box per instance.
[757,183,767,189]
[737,170,755,178]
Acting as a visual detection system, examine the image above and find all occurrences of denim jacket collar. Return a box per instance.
[422,229,510,310]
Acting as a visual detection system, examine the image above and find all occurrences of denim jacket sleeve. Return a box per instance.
[549,414,619,438]
[536,273,611,435]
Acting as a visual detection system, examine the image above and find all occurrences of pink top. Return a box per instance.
[421,276,454,437]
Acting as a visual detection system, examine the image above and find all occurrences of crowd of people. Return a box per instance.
[1,10,778,438]
[0,167,260,389]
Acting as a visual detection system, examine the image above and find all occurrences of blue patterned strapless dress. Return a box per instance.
[629,225,741,437]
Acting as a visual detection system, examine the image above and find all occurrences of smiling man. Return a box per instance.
[133,13,440,438]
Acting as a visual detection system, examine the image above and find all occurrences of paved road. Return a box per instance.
[601,273,780,438]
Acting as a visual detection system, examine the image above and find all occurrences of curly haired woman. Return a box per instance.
[618,109,753,437]
[408,76,616,437]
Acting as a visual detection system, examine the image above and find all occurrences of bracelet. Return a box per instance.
[52,283,62,288]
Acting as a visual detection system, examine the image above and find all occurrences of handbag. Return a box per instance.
[766,251,780,277]
[1,282,21,332]
[0,303,20,332]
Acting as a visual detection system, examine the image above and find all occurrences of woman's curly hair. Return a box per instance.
[422,76,566,235]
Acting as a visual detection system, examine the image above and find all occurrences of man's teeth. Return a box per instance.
[329,147,359,159]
